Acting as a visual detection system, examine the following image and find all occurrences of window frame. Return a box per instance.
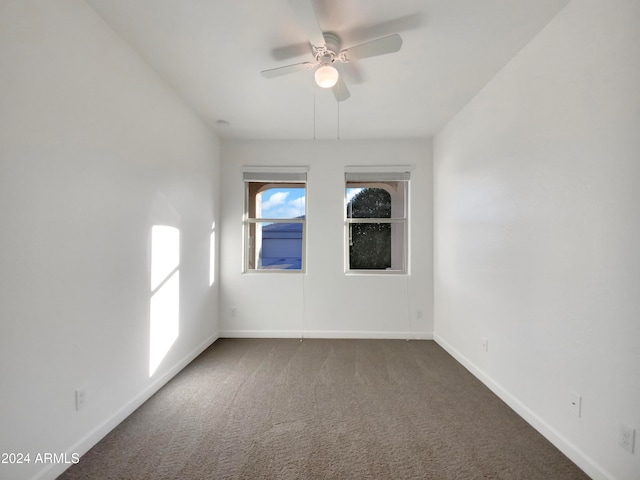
[344,169,409,275]
[243,169,307,273]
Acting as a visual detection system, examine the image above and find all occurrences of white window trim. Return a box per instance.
[344,168,410,275]
[243,168,308,273]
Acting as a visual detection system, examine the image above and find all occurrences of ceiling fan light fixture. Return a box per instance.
[314,64,339,88]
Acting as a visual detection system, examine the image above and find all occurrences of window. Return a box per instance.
[345,170,409,273]
[243,169,307,272]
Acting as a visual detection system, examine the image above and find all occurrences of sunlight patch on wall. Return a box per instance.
[209,221,216,286]
[149,225,180,377]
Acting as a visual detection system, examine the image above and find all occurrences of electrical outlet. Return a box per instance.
[481,337,488,352]
[416,310,423,320]
[230,306,237,318]
[620,424,636,453]
[75,388,87,411]
[570,392,581,418]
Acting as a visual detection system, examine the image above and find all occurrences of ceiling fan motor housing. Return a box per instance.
[315,32,343,64]
[322,32,341,54]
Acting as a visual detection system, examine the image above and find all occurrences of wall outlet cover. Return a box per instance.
[620,424,636,453]
[75,388,87,411]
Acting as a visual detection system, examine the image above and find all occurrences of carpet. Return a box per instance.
[57,338,590,479]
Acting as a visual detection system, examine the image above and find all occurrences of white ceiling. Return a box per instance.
[85,0,569,140]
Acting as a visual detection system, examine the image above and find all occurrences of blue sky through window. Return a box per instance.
[260,188,305,219]
[346,188,363,203]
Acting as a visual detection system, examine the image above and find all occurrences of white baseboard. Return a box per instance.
[220,330,433,340]
[434,334,612,480]
[36,334,219,480]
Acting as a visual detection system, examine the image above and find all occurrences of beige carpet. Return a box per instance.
[58,338,590,479]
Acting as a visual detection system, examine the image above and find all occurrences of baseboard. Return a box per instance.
[220,329,433,340]
[36,334,219,480]
[434,334,612,480]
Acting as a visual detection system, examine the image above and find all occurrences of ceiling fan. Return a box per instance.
[260,0,404,102]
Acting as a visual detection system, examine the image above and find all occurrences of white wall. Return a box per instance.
[433,1,640,479]
[220,140,433,339]
[0,1,220,479]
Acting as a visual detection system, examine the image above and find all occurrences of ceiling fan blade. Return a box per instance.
[271,42,313,61]
[288,0,326,48]
[261,62,315,79]
[332,75,350,102]
[340,34,403,61]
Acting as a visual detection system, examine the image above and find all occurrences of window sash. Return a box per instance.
[246,182,306,220]
[345,216,407,272]
[344,171,409,274]
[246,220,306,272]
[346,180,407,220]
[345,218,406,224]
[247,218,305,224]
[244,174,307,273]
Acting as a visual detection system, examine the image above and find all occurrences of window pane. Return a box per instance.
[257,187,305,219]
[255,222,303,270]
[245,178,306,272]
[346,187,391,219]
[345,176,408,273]
[349,223,391,270]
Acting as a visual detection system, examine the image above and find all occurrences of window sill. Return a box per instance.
[243,270,306,274]
[345,270,407,276]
